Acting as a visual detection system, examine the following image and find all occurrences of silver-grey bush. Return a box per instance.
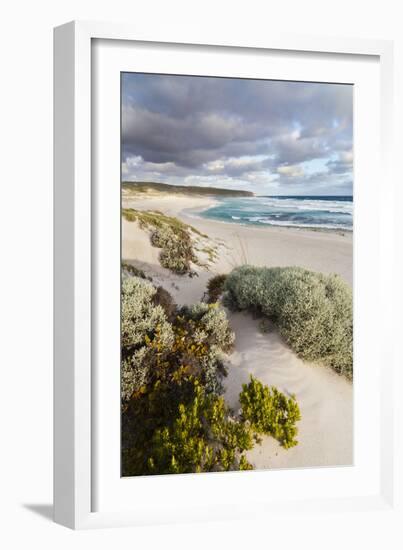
[224,265,353,379]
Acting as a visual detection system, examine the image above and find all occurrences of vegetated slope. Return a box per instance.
[121,274,301,476]
[122,181,254,197]
[224,265,353,379]
[122,208,218,275]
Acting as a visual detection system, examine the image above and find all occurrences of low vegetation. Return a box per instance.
[121,277,175,403]
[151,225,196,274]
[122,208,213,275]
[121,271,301,476]
[146,381,256,474]
[121,276,234,406]
[224,265,353,379]
[122,181,254,197]
[121,261,151,280]
[206,274,227,303]
[122,208,206,237]
[240,376,301,449]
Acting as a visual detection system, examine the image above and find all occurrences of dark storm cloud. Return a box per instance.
[121,73,353,194]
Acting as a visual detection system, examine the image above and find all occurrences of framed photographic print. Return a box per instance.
[54,21,395,529]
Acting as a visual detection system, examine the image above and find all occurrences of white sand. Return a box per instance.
[225,312,353,469]
[124,193,352,285]
[122,192,353,469]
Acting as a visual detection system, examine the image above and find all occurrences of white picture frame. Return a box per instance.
[54,20,395,529]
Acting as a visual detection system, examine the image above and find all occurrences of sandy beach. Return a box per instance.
[122,191,353,470]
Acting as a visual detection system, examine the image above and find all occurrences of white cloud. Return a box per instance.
[277,165,304,178]
[339,150,353,164]
[121,74,353,194]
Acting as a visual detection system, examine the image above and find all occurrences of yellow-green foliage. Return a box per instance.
[240,376,301,449]
[225,265,353,379]
[122,207,206,238]
[122,373,301,476]
[121,274,302,477]
[147,381,255,474]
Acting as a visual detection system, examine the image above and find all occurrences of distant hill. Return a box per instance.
[122,181,254,197]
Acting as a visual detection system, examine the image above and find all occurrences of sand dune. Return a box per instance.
[123,193,353,286]
[224,312,353,469]
[122,192,353,469]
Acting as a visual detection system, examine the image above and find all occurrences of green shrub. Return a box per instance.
[121,278,234,406]
[123,374,300,476]
[224,265,353,379]
[179,302,235,352]
[223,265,267,312]
[206,274,227,303]
[121,284,241,475]
[150,225,173,248]
[121,272,303,476]
[152,285,177,320]
[145,381,255,475]
[123,208,203,275]
[174,303,235,394]
[121,277,174,404]
[151,225,196,275]
[239,376,301,449]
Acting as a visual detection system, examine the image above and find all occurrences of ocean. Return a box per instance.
[199,195,353,231]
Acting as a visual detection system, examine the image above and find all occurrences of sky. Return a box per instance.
[121,73,353,196]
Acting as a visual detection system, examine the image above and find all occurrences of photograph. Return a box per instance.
[1,1,396,542]
[120,72,353,477]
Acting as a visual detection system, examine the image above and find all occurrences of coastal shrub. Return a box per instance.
[150,225,173,249]
[159,244,193,274]
[152,285,177,320]
[121,290,240,475]
[206,274,227,303]
[123,207,196,237]
[122,367,251,476]
[122,374,299,476]
[123,208,206,275]
[121,271,302,476]
[174,303,235,394]
[121,277,173,351]
[239,376,301,449]
[223,265,267,312]
[121,277,174,404]
[140,381,255,475]
[224,265,353,379]
[178,302,235,353]
[121,277,235,406]
[151,225,196,275]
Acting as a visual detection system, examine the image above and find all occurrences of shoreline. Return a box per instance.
[181,201,353,238]
[123,192,353,286]
[124,190,353,237]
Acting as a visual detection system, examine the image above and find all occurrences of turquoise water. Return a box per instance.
[199,195,353,231]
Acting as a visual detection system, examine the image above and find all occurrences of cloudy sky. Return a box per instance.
[121,73,353,196]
